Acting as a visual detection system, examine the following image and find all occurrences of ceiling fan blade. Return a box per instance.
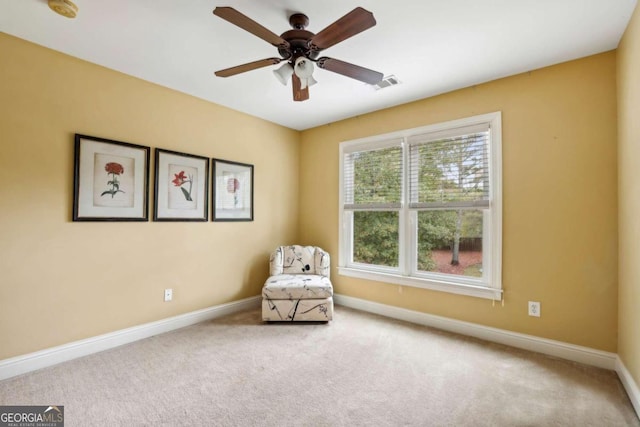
[316,57,383,85]
[292,74,309,102]
[213,7,290,49]
[215,58,282,77]
[309,7,376,51]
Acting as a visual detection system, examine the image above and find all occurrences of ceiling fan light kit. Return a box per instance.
[48,0,78,18]
[213,6,383,102]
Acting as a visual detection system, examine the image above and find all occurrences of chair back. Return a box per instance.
[270,245,330,278]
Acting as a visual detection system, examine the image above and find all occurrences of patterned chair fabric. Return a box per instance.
[269,245,330,277]
[262,245,333,322]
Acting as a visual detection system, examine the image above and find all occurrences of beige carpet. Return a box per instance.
[0,306,638,426]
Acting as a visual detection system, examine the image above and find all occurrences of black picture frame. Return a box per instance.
[212,158,254,222]
[153,148,209,221]
[73,134,150,221]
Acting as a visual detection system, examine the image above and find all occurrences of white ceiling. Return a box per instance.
[1,0,636,130]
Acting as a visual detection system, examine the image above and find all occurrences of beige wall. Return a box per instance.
[300,52,619,352]
[0,34,300,360]
[618,3,640,387]
[0,29,626,361]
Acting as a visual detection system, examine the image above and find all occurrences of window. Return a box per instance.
[339,112,502,300]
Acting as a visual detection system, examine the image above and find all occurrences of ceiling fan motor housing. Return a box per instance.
[278,14,318,62]
[278,30,319,61]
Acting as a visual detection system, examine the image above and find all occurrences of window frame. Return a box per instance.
[338,112,502,300]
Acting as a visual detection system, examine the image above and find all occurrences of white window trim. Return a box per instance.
[338,112,502,301]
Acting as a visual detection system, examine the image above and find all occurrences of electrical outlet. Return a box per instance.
[528,301,540,317]
[164,288,173,302]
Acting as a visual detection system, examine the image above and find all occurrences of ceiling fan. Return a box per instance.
[212,6,384,102]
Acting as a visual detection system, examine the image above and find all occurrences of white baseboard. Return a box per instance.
[0,296,261,381]
[334,294,617,370]
[616,357,640,417]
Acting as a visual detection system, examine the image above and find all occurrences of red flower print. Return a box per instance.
[101,162,125,198]
[172,171,187,187]
[227,177,240,207]
[105,162,124,175]
[172,170,193,201]
[227,178,240,193]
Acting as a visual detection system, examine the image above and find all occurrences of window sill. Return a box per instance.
[337,267,502,301]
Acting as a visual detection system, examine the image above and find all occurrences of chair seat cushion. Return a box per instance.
[262,274,333,299]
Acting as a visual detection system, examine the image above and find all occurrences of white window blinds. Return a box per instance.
[343,141,403,210]
[408,124,490,209]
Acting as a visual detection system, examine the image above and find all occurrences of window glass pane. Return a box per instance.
[353,211,399,267]
[417,210,483,277]
[345,146,402,206]
[411,132,489,205]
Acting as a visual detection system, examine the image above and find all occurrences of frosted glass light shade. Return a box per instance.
[273,63,294,86]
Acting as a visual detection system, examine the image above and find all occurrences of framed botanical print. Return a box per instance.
[73,134,150,221]
[212,158,254,222]
[154,148,209,221]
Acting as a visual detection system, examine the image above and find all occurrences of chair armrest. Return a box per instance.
[270,246,284,276]
[315,248,330,278]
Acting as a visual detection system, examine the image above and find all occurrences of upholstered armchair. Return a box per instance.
[262,245,334,322]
